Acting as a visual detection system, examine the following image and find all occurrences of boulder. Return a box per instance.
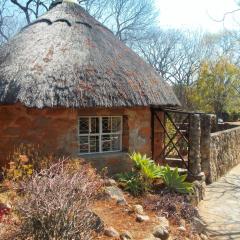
[153,225,169,240]
[105,186,127,204]
[120,231,133,240]
[136,214,150,222]
[156,216,169,230]
[104,227,120,238]
[133,204,144,215]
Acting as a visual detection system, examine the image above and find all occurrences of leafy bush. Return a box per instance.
[117,152,193,195]
[162,165,193,194]
[11,161,102,240]
[130,152,163,181]
[116,152,163,195]
[116,172,146,196]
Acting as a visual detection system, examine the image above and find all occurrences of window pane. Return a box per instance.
[79,136,89,153]
[102,135,111,152]
[90,136,99,153]
[79,118,89,134]
[112,134,121,151]
[102,117,111,133]
[91,117,99,134]
[112,117,121,133]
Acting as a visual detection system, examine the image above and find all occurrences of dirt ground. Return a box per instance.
[92,193,200,240]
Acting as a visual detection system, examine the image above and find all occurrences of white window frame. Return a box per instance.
[78,116,123,155]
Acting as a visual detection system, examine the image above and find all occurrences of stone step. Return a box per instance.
[169,167,188,175]
[165,157,188,168]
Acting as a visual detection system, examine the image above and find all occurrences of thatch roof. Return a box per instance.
[0,1,180,109]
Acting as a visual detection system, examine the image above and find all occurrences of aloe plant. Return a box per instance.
[162,165,193,194]
[117,152,193,196]
[129,152,163,180]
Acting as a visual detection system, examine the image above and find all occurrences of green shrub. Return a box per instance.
[116,172,145,196]
[117,152,193,195]
[161,165,193,194]
[130,152,163,181]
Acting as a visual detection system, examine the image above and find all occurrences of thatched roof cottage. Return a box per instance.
[0,1,180,173]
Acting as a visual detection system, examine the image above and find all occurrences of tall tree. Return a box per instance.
[0,0,19,44]
[98,0,158,44]
[189,58,240,117]
[7,0,158,45]
[136,29,206,107]
[10,0,50,24]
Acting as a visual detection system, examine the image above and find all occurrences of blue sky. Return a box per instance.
[156,0,240,32]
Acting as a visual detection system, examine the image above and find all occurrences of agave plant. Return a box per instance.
[129,152,163,181]
[162,165,193,194]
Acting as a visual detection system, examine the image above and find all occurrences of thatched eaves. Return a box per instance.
[0,2,180,108]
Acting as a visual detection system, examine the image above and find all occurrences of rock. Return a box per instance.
[104,227,120,238]
[105,186,127,204]
[177,226,186,232]
[192,217,207,234]
[153,225,169,240]
[133,204,144,215]
[136,214,150,222]
[156,216,169,230]
[104,178,117,186]
[117,199,127,206]
[120,231,133,240]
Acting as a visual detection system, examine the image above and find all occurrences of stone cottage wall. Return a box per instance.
[209,126,240,183]
[0,104,162,174]
[0,103,79,168]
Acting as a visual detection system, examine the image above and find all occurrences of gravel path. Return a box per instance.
[199,165,240,240]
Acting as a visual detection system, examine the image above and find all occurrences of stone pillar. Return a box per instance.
[189,114,201,177]
[210,114,217,132]
[200,114,211,183]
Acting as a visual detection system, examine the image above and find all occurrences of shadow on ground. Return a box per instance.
[199,165,240,240]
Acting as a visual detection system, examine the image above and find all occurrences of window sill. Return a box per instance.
[78,151,128,159]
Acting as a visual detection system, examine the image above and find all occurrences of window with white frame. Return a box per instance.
[78,116,122,154]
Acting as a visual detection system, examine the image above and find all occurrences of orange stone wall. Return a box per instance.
[0,104,164,173]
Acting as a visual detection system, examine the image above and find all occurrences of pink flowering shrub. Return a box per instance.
[10,161,103,240]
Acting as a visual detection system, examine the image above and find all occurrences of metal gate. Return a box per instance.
[151,107,191,171]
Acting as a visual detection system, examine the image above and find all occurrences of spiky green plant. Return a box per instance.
[129,152,163,181]
[162,165,193,194]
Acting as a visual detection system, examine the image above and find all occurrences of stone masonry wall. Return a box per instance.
[209,126,240,183]
[0,103,79,168]
[0,104,160,174]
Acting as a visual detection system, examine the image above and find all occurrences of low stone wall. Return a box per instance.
[208,126,240,183]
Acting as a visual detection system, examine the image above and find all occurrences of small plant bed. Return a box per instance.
[116,152,194,196]
[0,147,207,240]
